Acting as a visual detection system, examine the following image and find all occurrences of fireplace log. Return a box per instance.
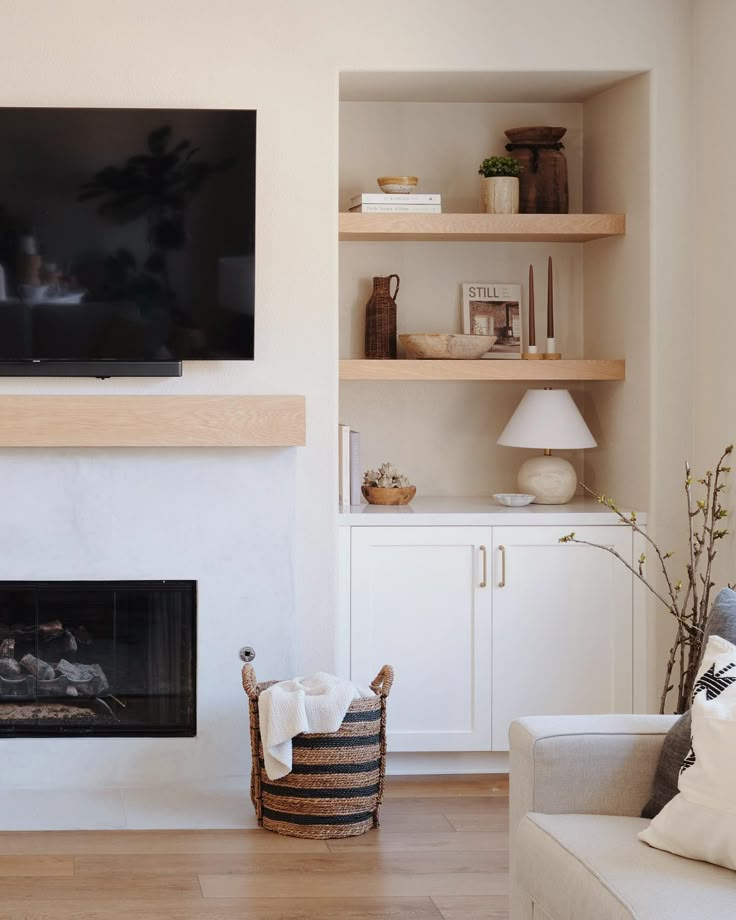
[42,630,79,660]
[38,620,65,639]
[0,658,23,679]
[0,638,15,658]
[55,660,109,697]
[71,624,93,645]
[20,654,56,681]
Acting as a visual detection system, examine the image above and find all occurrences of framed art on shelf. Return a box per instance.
[461,282,522,359]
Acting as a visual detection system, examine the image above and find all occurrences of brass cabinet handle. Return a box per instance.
[498,545,506,588]
[479,545,488,588]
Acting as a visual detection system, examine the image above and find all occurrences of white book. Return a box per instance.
[338,423,351,509]
[349,430,362,506]
[349,203,442,213]
[350,193,441,205]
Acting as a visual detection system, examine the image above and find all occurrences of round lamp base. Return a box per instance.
[518,455,577,505]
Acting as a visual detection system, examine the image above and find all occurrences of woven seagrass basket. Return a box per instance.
[242,664,394,839]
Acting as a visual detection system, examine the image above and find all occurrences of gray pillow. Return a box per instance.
[641,587,736,819]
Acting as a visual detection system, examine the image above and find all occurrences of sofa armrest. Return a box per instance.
[510,714,678,831]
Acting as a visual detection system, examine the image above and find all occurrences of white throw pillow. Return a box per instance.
[639,635,736,869]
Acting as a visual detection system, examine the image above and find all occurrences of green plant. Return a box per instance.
[478,156,522,178]
[560,445,733,714]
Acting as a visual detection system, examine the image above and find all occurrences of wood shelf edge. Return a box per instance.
[0,395,306,447]
[339,359,625,382]
[339,212,626,242]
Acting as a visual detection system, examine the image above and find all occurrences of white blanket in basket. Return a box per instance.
[258,672,375,780]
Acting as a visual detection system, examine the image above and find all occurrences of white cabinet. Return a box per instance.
[350,526,492,752]
[490,525,633,750]
[341,504,641,754]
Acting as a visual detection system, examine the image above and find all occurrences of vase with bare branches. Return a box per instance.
[560,445,733,714]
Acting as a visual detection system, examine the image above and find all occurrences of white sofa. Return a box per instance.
[510,715,736,919]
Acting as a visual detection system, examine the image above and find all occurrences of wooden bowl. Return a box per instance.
[377,176,419,194]
[362,485,416,505]
[400,333,496,360]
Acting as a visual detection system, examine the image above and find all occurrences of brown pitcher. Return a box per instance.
[364,274,400,359]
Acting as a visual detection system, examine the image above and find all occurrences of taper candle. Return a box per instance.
[528,264,537,351]
[546,255,557,354]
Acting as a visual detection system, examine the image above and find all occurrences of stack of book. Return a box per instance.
[348,193,441,214]
[338,423,362,508]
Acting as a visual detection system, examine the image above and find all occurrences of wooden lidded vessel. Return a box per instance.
[505,126,569,214]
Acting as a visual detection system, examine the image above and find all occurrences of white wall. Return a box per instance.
[0,0,695,772]
[0,449,294,787]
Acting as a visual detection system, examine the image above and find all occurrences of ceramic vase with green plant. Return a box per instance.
[478,156,522,214]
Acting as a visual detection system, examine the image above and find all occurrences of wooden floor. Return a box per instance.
[0,775,508,920]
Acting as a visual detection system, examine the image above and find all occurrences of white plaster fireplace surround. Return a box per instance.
[0,446,295,829]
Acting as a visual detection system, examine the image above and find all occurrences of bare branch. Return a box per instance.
[580,483,680,606]
[560,535,686,622]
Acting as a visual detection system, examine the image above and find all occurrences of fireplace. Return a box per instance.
[0,581,196,737]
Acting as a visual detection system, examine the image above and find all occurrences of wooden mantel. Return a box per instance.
[0,396,306,447]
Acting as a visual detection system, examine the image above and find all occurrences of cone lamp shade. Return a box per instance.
[497,389,596,504]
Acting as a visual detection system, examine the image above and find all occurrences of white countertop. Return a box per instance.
[338,496,646,526]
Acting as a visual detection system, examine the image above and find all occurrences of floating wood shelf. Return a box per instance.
[0,396,306,447]
[340,359,625,382]
[339,212,625,242]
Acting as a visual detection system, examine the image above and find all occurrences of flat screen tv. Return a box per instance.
[0,107,256,376]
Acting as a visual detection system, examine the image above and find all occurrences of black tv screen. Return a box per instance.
[0,107,255,374]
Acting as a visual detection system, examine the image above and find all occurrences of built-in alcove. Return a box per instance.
[338,69,649,504]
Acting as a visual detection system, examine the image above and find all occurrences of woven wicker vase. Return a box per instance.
[242,664,394,839]
[364,274,400,359]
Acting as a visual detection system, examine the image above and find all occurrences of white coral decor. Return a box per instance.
[363,462,412,489]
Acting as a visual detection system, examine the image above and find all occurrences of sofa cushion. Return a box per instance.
[642,586,736,818]
[516,813,736,920]
[639,636,736,870]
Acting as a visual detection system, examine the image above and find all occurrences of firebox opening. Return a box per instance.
[0,580,196,738]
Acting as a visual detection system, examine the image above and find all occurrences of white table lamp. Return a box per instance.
[497,389,596,504]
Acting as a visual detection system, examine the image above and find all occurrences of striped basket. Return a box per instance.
[242,664,393,839]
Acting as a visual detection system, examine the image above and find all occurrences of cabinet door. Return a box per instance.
[491,525,633,751]
[350,526,492,752]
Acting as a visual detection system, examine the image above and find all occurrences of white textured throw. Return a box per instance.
[258,672,375,780]
[639,635,736,869]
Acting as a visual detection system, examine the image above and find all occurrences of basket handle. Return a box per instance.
[370,664,394,698]
[242,663,259,700]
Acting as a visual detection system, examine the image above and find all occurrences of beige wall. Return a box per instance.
[693,0,736,590]
[0,0,694,687]
[582,74,651,509]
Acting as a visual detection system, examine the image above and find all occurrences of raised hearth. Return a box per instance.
[0,580,196,737]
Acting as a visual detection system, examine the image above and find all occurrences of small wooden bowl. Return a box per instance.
[362,485,416,505]
[377,176,419,194]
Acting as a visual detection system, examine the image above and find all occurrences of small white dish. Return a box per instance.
[494,493,536,507]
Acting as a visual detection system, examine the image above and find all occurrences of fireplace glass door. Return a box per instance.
[0,581,196,737]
